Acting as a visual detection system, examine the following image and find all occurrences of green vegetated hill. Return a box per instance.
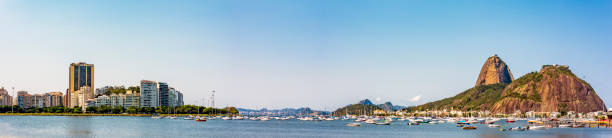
[406,65,606,113]
[332,104,382,116]
[490,65,606,113]
[403,83,508,112]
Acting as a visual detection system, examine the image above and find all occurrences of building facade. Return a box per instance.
[73,86,92,109]
[43,92,63,107]
[69,62,94,108]
[0,87,12,106]
[110,93,125,107]
[140,80,158,107]
[158,82,169,107]
[95,95,110,107]
[124,90,140,107]
[17,91,33,108]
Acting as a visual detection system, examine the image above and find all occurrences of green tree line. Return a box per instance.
[0,105,239,114]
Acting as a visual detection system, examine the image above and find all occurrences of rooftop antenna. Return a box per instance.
[11,86,14,113]
[211,90,215,108]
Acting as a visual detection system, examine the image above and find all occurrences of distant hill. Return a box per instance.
[237,107,330,116]
[332,99,404,115]
[359,99,374,105]
[332,104,382,116]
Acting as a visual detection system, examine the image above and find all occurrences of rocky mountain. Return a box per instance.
[359,99,374,105]
[407,55,606,114]
[403,83,507,112]
[475,54,514,86]
[332,104,382,116]
[490,65,606,113]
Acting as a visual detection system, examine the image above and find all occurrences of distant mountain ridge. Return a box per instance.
[237,107,330,116]
[332,99,406,115]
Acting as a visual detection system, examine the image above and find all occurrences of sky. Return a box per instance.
[0,0,611,111]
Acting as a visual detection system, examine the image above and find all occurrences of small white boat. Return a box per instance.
[488,124,501,127]
[408,121,420,125]
[376,120,392,125]
[365,119,376,124]
[558,124,571,128]
[429,121,438,124]
[346,123,362,127]
[222,117,231,120]
[528,125,546,130]
[151,116,162,119]
[184,117,194,120]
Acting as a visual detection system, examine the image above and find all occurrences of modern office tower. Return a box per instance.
[124,90,140,107]
[140,80,159,107]
[0,87,12,106]
[44,92,63,107]
[177,91,183,106]
[17,91,33,108]
[168,87,176,107]
[69,62,94,108]
[158,82,169,107]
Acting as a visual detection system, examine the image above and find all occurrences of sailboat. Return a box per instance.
[195,100,207,122]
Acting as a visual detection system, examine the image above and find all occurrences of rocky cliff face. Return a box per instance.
[475,55,514,86]
[490,65,606,113]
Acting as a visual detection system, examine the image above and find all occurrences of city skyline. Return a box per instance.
[1,0,611,110]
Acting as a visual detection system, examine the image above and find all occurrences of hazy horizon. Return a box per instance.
[1,0,611,111]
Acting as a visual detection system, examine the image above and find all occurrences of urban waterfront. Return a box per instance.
[1,116,611,138]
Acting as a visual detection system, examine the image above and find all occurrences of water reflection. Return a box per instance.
[66,116,92,136]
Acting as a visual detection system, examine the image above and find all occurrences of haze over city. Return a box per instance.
[1,0,611,110]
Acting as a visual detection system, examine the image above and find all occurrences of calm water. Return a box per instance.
[1,116,611,138]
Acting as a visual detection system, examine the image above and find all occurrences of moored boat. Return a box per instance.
[196,117,207,122]
[462,126,477,130]
[346,123,362,127]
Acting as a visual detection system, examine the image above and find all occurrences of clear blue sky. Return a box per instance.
[0,0,610,110]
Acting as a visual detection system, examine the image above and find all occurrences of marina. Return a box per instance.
[2,115,612,138]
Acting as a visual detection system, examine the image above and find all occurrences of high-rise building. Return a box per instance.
[177,91,183,106]
[69,62,94,108]
[158,82,169,106]
[44,92,63,107]
[64,89,70,107]
[0,87,12,106]
[140,80,158,107]
[17,91,33,108]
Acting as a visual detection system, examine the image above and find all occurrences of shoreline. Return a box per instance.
[0,113,227,117]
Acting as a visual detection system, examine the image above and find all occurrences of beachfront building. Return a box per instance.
[69,62,94,108]
[17,91,33,108]
[124,90,140,107]
[177,92,183,106]
[0,87,12,106]
[110,93,125,107]
[32,94,44,108]
[140,80,159,107]
[43,92,63,107]
[95,95,110,107]
[158,82,170,107]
